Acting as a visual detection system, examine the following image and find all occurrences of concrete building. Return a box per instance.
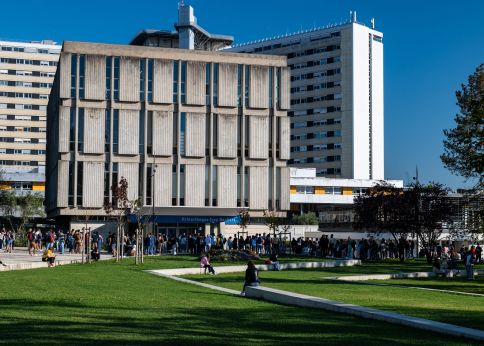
[229,12,384,180]
[0,40,61,192]
[45,40,291,235]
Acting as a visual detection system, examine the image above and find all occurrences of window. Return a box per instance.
[209,63,214,105]
[296,186,314,194]
[70,54,77,98]
[237,64,242,106]
[325,187,342,195]
[105,109,110,153]
[105,56,112,99]
[113,109,119,153]
[104,163,110,205]
[173,61,178,103]
[180,61,186,104]
[68,161,75,206]
[77,108,84,152]
[147,59,153,102]
[69,108,75,151]
[244,65,249,107]
[139,110,144,154]
[140,59,145,101]
[179,112,185,155]
[79,55,85,99]
[113,57,120,100]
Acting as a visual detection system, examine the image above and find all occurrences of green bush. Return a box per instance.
[292,212,319,225]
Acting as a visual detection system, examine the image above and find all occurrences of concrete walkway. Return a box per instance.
[245,286,484,341]
[0,247,112,271]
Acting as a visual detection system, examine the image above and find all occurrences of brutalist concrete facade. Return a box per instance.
[46,41,291,222]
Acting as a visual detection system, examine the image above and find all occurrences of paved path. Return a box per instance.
[0,247,112,271]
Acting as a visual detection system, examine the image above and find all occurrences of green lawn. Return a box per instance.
[187,266,484,331]
[0,257,480,345]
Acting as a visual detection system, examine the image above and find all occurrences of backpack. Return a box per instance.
[49,233,55,242]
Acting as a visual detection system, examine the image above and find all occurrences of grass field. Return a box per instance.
[187,262,484,331]
[0,256,481,345]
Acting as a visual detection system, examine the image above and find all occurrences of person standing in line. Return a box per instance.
[27,229,35,256]
[57,231,65,255]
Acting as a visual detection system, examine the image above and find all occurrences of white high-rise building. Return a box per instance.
[229,13,384,180]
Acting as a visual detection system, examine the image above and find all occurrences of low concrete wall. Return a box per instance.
[327,268,484,281]
[0,257,106,272]
[245,286,484,341]
[146,259,361,276]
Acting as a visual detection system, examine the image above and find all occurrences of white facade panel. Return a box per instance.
[371,38,384,180]
[82,161,104,207]
[352,25,371,179]
[83,108,105,154]
[185,164,205,207]
[154,163,172,207]
[152,111,173,156]
[118,110,139,155]
[118,162,139,201]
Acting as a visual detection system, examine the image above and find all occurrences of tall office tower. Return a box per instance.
[229,13,384,180]
[45,41,291,233]
[0,40,61,193]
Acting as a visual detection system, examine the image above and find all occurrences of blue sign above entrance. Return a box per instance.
[128,214,240,225]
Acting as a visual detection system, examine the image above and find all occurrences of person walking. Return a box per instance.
[465,246,475,280]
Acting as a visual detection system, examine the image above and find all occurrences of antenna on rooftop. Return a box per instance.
[371,18,375,29]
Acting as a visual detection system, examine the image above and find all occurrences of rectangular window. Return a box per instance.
[212,63,218,106]
[68,161,75,206]
[105,110,110,153]
[104,162,110,205]
[212,166,217,206]
[206,63,211,105]
[113,57,120,100]
[173,60,178,103]
[172,164,177,206]
[77,108,84,152]
[113,109,119,153]
[244,166,249,207]
[180,112,185,156]
[244,65,249,107]
[180,61,186,104]
[237,166,241,207]
[105,56,112,99]
[205,165,210,206]
[269,67,273,108]
[146,164,152,206]
[138,163,144,202]
[139,111,145,154]
[147,111,153,154]
[276,67,281,109]
[179,164,185,206]
[70,54,77,98]
[212,114,218,156]
[140,59,145,101]
[69,108,75,151]
[77,162,83,206]
[79,55,85,99]
[237,64,242,106]
[147,59,153,102]
[112,163,118,205]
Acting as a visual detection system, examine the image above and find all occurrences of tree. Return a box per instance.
[353,182,411,244]
[354,182,454,261]
[408,182,454,254]
[441,63,483,186]
[0,191,44,237]
[292,212,319,225]
[129,197,147,265]
[263,209,281,237]
[104,177,130,262]
[237,208,250,234]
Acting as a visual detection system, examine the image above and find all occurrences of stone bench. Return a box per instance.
[245,286,484,341]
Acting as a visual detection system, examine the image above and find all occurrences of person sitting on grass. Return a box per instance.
[241,261,260,295]
[200,253,215,275]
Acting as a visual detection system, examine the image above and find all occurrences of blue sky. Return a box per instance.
[1,0,482,189]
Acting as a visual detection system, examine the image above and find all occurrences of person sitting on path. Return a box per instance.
[46,248,56,267]
[200,253,216,275]
[241,261,260,295]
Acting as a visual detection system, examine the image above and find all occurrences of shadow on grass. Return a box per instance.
[0,297,480,346]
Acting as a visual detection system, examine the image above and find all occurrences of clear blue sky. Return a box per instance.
[1,0,482,189]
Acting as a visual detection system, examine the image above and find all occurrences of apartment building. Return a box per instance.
[45,40,291,234]
[229,13,384,180]
[0,40,61,193]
